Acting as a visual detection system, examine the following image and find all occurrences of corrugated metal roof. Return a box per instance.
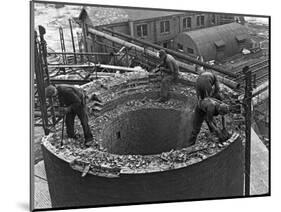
[180,23,251,60]
[122,8,184,21]
[79,7,185,26]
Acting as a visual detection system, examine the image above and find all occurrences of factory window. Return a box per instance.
[136,24,148,37]
[163,41,169,48]
[197,15,205,26]
[211,14,216,24]
[183,17,192,29]
[177,43,184,51]
[160,20,170,33]
[116,131,121,139]
[187,48,194,54]
[200,16,205,25]
[236,34,247,43]
[196,16,200,26]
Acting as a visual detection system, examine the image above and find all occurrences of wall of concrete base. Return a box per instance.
[42,137,244,209]
[102,108,190,155]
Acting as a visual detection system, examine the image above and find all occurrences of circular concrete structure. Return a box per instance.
[102,108,188,155]
[42,72,243,208]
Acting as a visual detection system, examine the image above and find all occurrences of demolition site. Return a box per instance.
[32,3,269,210]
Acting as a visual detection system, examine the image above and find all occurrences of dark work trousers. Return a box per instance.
[160,74,176,99]
[188,104,221,145]
[188,106,205,145]
[65,104,93,141]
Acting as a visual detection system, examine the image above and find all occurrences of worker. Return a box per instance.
[188,97,230,146]
[45,84,96,147]
[196,71,222,101]
[156,49,179,102]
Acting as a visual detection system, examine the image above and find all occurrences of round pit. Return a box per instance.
[102,108,190,155]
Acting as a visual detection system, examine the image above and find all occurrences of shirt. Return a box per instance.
[56,85,85,111]
[198,98,221,125]
[162,54,179,76]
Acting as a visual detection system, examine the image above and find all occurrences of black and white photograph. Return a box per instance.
[30,0,270,211]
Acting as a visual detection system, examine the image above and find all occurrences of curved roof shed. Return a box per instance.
[174,23,251,61]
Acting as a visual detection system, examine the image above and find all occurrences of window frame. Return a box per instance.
[200,15,205,26]
[160,20,170,34]
[187,47,194,54]
[177,43,184,51]
[183,17,192,29]
[196,15,205,26]
[211,14,216,24]
[136,24,148,37]
[196,16,200,26]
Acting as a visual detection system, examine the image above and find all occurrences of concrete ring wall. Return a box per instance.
[42,136,243,208]
[42,72,243,208]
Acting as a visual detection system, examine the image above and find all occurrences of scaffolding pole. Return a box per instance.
[34,30,49,135]
[69,19,77,64]
[243,65,252,196]
[59,26,67,64]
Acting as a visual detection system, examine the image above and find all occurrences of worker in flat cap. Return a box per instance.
[196,71,222,101]
[155,49,179,102]
[45,84,99,147]
[188,97,231,146]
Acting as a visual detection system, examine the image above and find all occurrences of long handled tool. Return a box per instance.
[61,114,66,147]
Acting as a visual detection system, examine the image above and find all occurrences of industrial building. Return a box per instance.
[174,22,252,61]
[77,7,239,51]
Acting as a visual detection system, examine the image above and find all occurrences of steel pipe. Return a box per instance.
[88,28,239,89]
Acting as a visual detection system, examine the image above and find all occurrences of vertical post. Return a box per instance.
[95,65,99,79]
[253,74,257,88]
[125,47,129,67]
[34,30,49,135]
[82,23,90,62]
[82,22,88,52]
[39,25,57,127]
[69,19,77,64]
[143,47,146,67]
[77,32,84,63]
[59,26,67,64]
[243,65,252,196]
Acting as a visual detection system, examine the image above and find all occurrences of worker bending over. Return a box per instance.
[196,71,222,100]
[156,49,179,102]
[45,85,96,147]
[188,97,230,146]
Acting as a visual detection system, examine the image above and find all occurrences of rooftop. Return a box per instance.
[79,7,185,26]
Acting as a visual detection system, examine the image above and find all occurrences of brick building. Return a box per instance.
[77,7,239,52]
